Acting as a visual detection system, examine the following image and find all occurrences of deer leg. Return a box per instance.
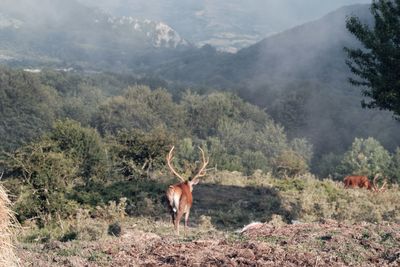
[169,206,175,225]
[184,209,191,236]
[175,209,184,235]
[166,188,175,224]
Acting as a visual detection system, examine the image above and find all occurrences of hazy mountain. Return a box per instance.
[77,0,371,52]
[0,0,190,68]
[0,1,398,162]
[150,4,400,160]
[152,4,371,85]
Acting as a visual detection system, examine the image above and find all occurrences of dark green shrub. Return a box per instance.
[338,137,391,177]
[113,127,174,178]
[4,139,80,224]
[242,150,269,176]
[60,230,78,242]
[51,119,106,185]
[274,150,309,177]
[108,222,122,237]
[389,148,400,183]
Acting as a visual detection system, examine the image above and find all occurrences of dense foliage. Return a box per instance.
[345,0,400,119]
[0,66,399,230]
[0,67,312,225]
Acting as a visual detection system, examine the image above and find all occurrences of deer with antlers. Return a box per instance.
[165,146,209,235]
[343,174,387,192]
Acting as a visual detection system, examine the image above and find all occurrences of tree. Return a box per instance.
[3,139,79,224]
[339,137,391,177]
[50,119,106,185]
[0,68,61,151]
[274,150,309,178]
[345,0,400,119]
[389,147,400,183]
[113,127,174,178]
[92,86,185,135]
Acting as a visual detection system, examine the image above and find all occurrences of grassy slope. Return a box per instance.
[14,171,400,266]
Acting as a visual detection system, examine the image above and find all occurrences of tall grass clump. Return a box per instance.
[0,184,18,267]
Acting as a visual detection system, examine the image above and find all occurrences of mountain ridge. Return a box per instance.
[0,0,190,68]
[147,3,400,163]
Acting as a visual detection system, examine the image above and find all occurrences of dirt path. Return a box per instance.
[17,219,400,266]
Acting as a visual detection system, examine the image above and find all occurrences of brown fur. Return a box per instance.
[343,175,372,190]
[165,146,208,235]
[166,181,195,235]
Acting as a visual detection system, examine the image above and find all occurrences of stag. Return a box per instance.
[343,174,386,192]
[166,146,209,235]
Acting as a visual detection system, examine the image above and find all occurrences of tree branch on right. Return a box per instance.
[344,0,400,120]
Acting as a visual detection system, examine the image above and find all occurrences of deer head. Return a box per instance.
[165,145,209,235]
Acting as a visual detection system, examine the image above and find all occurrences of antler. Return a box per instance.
[166,146,185,182]
[372,173,387,192]
[192,146,210,181]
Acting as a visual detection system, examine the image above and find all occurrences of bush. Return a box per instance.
[241,150,269,176]
[313,152,343,180]
[92,86,185,134]
[108,222,122,237]
[60,230,78,242]
[4,139,80,225]
[274,150,309,177]
[338,137,391,177]
[112,127,174,179]
[389,148,400,183]
[51,119,106,185]
[75,209,106,241]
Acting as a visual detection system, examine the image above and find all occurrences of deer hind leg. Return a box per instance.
[166,186,178,212]
[174,208,185,235]
[166,187,179,224]
[184,208,191,236]
[168,205,175,225]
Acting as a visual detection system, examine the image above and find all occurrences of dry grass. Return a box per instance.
[0,184,19,267]
[16,217,400,266]
[12,170,400,266]
[202,170,400,225]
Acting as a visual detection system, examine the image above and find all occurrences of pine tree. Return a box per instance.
[345,0,400,119]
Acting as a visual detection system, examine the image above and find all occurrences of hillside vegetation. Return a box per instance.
[148,4,400,170]
[0,65,399,266]
[13,173,400,266]
[1,76,399,263]
[0,1,399,265]
[1,3,399,175]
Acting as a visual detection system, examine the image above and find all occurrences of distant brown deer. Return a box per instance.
[343,174,386,192]
[166,146,209,235]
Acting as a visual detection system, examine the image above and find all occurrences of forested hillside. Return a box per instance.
[2,1,397,168]
[0,67,311,177]
[148,4,400,172]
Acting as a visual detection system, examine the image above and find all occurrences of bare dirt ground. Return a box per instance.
[16,219,400,267]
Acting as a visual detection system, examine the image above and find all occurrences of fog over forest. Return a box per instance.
[0,0,399,175]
